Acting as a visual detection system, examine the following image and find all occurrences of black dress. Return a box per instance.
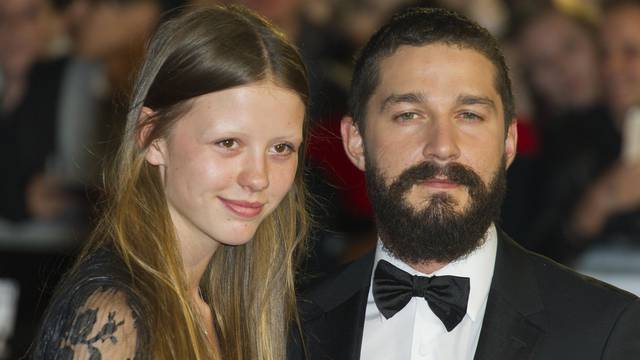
[32,248,146,360]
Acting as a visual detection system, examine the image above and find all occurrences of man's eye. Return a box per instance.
[216,139,238,149]
[395,112,419,122]
[460,112,482,121]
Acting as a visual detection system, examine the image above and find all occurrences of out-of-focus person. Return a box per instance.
[22,0,180,224]
[517,5,602,119]
[59,0,183,182]
[567,0,640,246]
[600,0,640,125]
[62,0,163,159]
[0,0,48,112]
[502,1,640,262]
[0,0,73,223]
[65,0,162,94]
[0,2,78,357]
[1,0,181,225]
[496,4,627,262]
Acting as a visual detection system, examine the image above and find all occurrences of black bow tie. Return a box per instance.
[373,259,470,332]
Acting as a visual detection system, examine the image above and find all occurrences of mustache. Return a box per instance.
[388,161,484,196]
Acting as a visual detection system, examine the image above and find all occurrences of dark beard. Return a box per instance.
[365,157,506,265]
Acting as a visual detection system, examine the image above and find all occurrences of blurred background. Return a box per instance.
[1,0,640,358]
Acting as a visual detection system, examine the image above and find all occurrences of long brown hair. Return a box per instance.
[79,5,309,359]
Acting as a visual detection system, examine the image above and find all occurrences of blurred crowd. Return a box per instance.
[1,0,640,357]
[2,0,640,274]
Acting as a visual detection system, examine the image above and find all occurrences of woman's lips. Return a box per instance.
[218,197,264,218]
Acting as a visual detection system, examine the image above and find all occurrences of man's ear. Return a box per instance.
[138,106,167,166]
[505,119,518,169]
[340,116,366,171]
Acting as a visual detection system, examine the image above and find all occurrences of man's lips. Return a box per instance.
[218,197,265,218]
[420,178,460,189]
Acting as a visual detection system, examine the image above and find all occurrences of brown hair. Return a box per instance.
[80,5,309,359]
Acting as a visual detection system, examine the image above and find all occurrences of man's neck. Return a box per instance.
[407,260,449,275]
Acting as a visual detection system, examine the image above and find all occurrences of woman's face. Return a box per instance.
[145,81,305,250]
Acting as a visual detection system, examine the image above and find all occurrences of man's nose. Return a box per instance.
[422,119,461,163]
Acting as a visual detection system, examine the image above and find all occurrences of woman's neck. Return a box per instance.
[181,238,219,299]
[180,235,221,353]
[169,206,220,297]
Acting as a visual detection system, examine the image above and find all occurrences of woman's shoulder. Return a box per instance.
[32,247,144,359]
[54,288,139,359]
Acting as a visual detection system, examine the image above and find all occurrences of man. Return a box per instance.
[289,7,640,360]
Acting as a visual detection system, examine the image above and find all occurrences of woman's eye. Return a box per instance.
[216,139,238,149]
[272,143,294,155]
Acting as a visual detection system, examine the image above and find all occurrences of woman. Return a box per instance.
[33,5,309,359]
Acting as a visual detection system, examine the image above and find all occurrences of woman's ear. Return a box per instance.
[138,106,167,166]
[137,106,156,148]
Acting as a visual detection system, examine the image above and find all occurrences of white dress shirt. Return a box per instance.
[360,224,498,360]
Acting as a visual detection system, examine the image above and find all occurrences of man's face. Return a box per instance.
[342,43,517,264]
[601,5,640,122]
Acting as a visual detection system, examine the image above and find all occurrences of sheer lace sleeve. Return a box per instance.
[56,288,138,360]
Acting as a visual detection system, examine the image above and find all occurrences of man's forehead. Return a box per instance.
[372,44,501,103]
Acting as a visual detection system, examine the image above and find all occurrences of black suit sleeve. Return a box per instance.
[602,298,640,359]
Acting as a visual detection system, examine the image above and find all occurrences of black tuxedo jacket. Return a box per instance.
[289,230,640,359]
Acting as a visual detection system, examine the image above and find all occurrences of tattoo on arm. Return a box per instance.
[60,308,126,360]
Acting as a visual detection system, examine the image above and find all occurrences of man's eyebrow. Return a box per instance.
[456,94,497,110]
[379,92,425,113]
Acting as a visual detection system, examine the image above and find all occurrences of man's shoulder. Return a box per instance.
[494,233,640,357]
[498,232,638,318]
[519,239,636,303]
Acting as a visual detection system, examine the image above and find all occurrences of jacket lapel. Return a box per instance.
[474,231,547,360]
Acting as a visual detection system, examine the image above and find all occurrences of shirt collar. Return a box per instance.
[372,224,498,322]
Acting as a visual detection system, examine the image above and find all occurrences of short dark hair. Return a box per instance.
[349,7,514,131]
